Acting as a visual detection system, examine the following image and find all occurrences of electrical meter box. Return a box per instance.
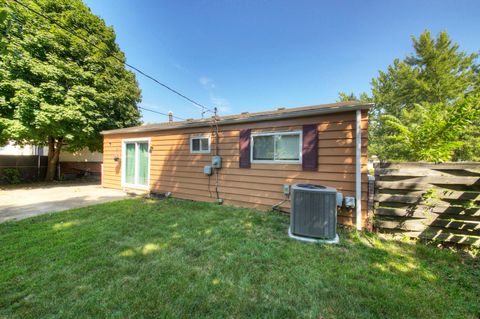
[203,165,213,176]
[212,156,222,169]
[344,196,355,208]
[336,192,344,207]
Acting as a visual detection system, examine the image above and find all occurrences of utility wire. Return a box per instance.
[3,20,183,122]
[138,106,185,121]
[7,0,216,117]
[4,26,185,122]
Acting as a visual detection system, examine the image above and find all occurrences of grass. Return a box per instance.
[0,198,478,318]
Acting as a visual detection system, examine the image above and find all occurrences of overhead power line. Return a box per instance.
[138,106,185,121]
[7,0,216,117]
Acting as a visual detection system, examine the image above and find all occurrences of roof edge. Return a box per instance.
[101,102,373,135]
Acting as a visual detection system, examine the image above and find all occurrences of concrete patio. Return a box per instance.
[0,183,128,223]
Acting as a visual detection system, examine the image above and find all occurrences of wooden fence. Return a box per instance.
[373,162,480,246]
[0,155,48,183]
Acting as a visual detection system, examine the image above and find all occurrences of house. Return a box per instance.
[0,141,47,156]
[0,142,102,181]
[101,101,372,228]
[58,148,103,178]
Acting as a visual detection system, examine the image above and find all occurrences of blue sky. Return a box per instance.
[83,0,480,123]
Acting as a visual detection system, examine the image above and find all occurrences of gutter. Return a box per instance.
[355,109,362,230]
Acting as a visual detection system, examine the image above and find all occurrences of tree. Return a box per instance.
[380,95,480,161]
[0,0,141,180]
[369,31,480,161]
[0,7,9,54]
[337,91,371,103]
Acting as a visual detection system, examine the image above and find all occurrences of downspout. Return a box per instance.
[355,110,362,230]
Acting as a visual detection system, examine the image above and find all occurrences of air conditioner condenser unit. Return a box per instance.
[289,184,339,244]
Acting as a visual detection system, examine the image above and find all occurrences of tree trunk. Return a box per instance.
[45,136,63,181]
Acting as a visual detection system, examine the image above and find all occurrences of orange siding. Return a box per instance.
[102,110,369,226]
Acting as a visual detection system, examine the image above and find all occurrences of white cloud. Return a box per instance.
[199,76,232,114]
[199,77,216,89]
[173,63,189,73]
[210,95,231,113]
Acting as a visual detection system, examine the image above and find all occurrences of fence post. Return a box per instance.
[367,174,375,231]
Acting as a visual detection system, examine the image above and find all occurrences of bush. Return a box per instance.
[379,95,480,162]
[1,168,22,184]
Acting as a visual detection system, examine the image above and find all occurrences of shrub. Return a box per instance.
[2,168,22,184]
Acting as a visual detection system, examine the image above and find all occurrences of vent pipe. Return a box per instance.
[355,109,362,230]
[168,111,173,123]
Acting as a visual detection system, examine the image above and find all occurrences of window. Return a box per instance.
[251,131,302,163]
[190,136,210,153]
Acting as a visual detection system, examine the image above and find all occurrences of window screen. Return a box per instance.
[252,132,301,163]
[192,138,200,151]
[275,134,300,160]
[252,135,274,160]
[191,136,210,153]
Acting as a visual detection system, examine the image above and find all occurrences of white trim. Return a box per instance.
[121,137,151,191]
[190,135,211,154]
[355,110,362,230]
[288,227,339,244]
[250,131,302,164]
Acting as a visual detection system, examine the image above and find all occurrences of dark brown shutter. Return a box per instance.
[239,129,251,168]
[302,124,318,171]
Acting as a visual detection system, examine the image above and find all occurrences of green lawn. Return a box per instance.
[0,198,478,318]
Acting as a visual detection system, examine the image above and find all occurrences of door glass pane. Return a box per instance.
[138,142,149,186]
[125,143,135,184]
[253,135,274,160]
[275,134,300,160]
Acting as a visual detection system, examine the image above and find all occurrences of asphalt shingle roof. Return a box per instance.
[101,101,373,135]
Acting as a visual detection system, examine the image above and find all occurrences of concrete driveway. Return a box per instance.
[0,183,129,223]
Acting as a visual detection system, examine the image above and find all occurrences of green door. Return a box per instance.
[125,143,136,184]
[137,142,149,186]
[124,141,149,187]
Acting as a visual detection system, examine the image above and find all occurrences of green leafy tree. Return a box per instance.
[0,7,10,54]
[381,95,480,161]
[368,31,479,161]
[372,31,478,114]
[0,0,141,180]
[370,31,480,161]
[337,91,372,103]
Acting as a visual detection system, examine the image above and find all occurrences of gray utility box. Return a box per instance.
[290,184,337,240]
[211,155,222,169]
[203,165,213,176]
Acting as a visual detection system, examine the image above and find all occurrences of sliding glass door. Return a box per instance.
[123,140,149,188]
